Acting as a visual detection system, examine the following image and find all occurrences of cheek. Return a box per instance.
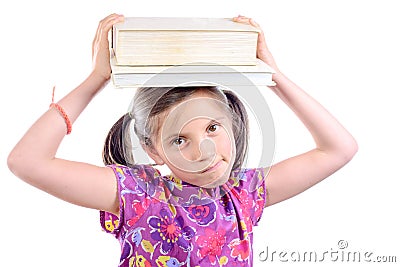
[216,131,234,157]
[161,146,179,159]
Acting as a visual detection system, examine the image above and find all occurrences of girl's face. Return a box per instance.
[148,91,236,188]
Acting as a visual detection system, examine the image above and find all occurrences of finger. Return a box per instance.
[95,14,124,42]
[92,14,124,57]
[232,16,246,22]
[232,16,262,33]
[234,14,247,19]
[233,14,249,19]
[100,13,124,29]
[249,18,260,28]
[232,15,252,25]
[99,13,124,27]
[93,14,124,55]
[96,14,120,37]
[98,14,124,40]
[93,14,117,46]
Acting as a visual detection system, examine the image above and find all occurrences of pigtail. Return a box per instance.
[223,90,249,170]
[102,113,135,166]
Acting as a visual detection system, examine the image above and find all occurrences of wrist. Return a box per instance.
[68,71,110,101]
[88,71,110,90]
[258,53,279,73]
[91,68,111,81]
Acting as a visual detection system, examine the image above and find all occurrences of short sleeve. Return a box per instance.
[99,164,161,239]
[230,167,268,226]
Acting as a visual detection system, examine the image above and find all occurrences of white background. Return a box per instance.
[0,0,399,266]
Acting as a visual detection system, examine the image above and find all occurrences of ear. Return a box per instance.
[141,142,165,165]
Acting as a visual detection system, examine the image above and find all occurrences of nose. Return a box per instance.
[172,136,217,173]
[185,137,216,162]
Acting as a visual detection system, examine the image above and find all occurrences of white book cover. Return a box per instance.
[110,54,276,88]
[112,72,275,88]
[113,17,260,32]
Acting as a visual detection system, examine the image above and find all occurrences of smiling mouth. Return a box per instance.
[201,160,223,173]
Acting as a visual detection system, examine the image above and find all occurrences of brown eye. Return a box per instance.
[207,124,220,133]
[172,137,185,146]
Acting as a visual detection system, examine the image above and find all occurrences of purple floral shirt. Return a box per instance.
[100,164,267,267]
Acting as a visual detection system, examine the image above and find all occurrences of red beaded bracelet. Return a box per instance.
[49,86,72,135]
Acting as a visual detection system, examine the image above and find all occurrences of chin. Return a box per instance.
[201,174,230,188]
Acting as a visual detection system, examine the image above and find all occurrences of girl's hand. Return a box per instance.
[92,13,124,81]
[233,15,279,72]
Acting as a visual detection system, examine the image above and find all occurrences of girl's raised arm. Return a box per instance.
[233,16,358,206]
[7,14,124,215]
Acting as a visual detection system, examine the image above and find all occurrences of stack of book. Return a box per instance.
[110,17,275,88]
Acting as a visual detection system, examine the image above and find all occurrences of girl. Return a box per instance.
[7,13,358,266]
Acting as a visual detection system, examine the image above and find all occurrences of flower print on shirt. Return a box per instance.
[228,238,250,262]
[155,255,186,267]
[254,188,265,222]
[196,228,226,265]
[218,194,237,229]
[126,199,150,227]
[237,189,255,233]
[148,208,196,254]
[130,251,151,267]
[100,165,268,267]
[183,195,217,226]
[124,165,161,198]
[119,240,133,265]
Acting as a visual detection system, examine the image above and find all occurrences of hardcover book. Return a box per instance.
[112,17,260,66]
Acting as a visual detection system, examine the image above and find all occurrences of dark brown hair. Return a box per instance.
[102,113,132,166]
[103,86,249,171]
